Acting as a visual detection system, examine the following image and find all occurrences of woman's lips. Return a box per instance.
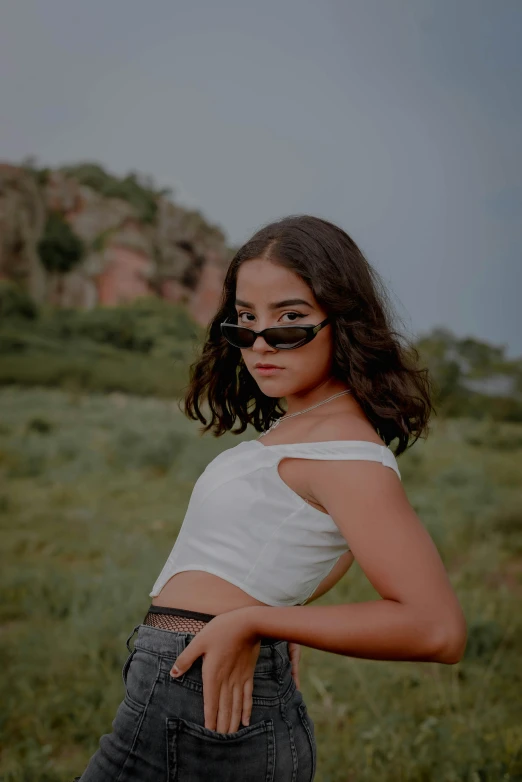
[254,366,284,376]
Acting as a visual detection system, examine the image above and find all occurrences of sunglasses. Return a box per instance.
[220,315,330,350]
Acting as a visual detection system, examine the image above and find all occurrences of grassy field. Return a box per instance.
[0,386,521,781]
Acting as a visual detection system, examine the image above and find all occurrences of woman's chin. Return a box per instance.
[254,377,290,395]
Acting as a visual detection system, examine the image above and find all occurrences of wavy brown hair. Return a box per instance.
[181,215,434,456]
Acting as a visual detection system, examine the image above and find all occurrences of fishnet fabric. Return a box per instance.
[143,611,208,634]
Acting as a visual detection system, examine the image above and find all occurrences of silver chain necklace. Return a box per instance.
[258,389,352,439]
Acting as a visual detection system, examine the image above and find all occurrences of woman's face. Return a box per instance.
[234,258,335,398]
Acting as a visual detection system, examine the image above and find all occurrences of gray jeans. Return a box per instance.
[75,623,317,781]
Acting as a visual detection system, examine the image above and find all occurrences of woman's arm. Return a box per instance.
[244,459,467,665]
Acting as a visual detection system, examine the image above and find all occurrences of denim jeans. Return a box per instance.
[75,623,317,781]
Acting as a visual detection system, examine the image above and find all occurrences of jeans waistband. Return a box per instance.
[127,624,290,671]
[145,605,218,622]
[143,604,281,647]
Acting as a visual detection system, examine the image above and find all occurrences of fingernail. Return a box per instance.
[170,666,181,677]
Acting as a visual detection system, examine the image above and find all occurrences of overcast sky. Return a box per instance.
[1,0,521,357]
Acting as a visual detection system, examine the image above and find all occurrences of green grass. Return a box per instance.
[0,388,521,781]
[0,297,204,399]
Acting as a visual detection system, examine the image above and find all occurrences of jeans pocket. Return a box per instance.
[166,716,276,782]
[297,702,317,781]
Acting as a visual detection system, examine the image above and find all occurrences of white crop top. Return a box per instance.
[149,439,401,607]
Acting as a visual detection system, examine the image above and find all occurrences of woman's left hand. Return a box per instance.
[169,608,262,733]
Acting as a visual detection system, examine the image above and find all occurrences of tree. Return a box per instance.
[38,212,85,274]
[37,212,85,300]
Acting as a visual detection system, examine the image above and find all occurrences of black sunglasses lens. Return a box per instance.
[221,323,310,349]
[266,327,308,348]
[221,325,255,348]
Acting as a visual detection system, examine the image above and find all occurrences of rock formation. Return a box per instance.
[0,162,235,325]
[0,163,47,304]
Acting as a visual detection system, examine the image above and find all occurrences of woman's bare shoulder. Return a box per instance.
[308,412,385,447]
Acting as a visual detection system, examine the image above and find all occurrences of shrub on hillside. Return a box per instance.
[45,299,202,354]
[37,212,85,275]
[0,299,201,397]
[60,163,164,223]
[0,281,38,320]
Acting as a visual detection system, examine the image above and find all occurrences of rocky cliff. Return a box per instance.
[0,161,235,326]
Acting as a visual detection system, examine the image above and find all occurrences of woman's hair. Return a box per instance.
[181,214,434,456]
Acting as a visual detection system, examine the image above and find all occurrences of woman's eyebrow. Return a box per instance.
[235,298,313,309]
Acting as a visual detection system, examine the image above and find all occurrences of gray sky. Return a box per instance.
[1,0,521,357]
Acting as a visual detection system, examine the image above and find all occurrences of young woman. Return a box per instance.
[76,215,467,781]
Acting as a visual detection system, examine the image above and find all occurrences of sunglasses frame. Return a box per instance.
[220,315,331,350]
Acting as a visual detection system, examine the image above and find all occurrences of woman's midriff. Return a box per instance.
[151,570,272,614]
[151,549,355,614]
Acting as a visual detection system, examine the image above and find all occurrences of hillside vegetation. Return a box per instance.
[0,283,204,398]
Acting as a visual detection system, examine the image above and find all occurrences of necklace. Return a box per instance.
[258,389,352,439]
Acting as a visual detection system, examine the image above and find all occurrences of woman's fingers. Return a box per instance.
[202,664,221,732]
[230,684,244,733]
[242,677,254,727]
[170,636,203,677]
[202,671,254,733]
[216,684,233,733]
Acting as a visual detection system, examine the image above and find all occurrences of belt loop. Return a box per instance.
[126,624,141,653]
